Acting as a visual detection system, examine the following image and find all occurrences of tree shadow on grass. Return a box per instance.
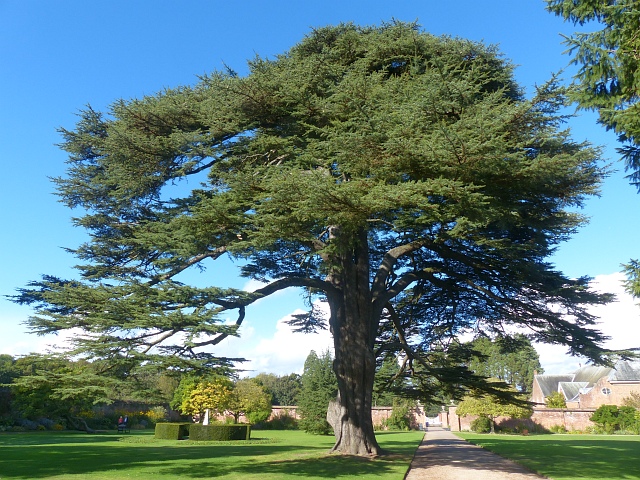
[0,431,117,446]
[463,436,640,479]
[158,453,407,479]
[0,431,420,479]
[0,436,308,479]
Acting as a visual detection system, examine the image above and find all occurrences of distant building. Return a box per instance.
[531,360,640,409]
[443,360,640,432]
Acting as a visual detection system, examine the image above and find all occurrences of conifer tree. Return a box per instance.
[468,335,542,393]
[298,350,338,435]
[14,21,621,454]
[546,1,640,297]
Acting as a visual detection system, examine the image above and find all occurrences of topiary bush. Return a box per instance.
[154,422,190,440]
[189,423,251,441]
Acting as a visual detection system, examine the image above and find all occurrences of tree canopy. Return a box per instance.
[226,378,272,424]
[13,21,621,455]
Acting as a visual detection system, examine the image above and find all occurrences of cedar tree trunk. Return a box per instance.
[326,232,382,456]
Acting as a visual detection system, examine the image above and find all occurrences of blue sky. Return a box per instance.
[1,0,638,375]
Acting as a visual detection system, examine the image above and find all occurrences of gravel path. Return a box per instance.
[404,427,545,480]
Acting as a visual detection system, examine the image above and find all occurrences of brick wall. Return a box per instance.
[445,405,597,432]
[212,404,429,428]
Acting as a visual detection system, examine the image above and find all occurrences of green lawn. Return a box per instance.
[0,429,424,480]
[457,432,640,480]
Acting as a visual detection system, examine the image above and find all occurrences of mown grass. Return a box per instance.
[0,429,424,480]
[457,432,640,480]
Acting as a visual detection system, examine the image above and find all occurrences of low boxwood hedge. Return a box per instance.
[189,423,251,441]
[154,422,191,440]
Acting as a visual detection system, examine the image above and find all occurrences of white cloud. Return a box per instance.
[215,301,333,377]
[0,320,77,357]
[242,279,268,293]
[536,272,640,373]
[243,311,333,376]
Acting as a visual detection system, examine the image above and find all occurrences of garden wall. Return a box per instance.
[443,406,597,432]
[212,405,429,429]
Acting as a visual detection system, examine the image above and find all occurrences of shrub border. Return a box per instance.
[154,422,191,440]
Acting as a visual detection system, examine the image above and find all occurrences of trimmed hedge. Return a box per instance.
[154,422,191,440]
[189,423,251,441]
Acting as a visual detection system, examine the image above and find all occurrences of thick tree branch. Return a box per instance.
[371,240,427,300]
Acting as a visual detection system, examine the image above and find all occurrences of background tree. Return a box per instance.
[226,378,272,423]
[623,391,640,409]
[0,355,18,421]
[590,404,623,434]
[545,390,567,408]
[468,335,543,392]
[170,375,199,413]
[181,378,234,421]
[456,381,532,433]
[372,354,406,407]
[546,1,640,296]
[298,350,338,435]
[9,355,116,431]
[254,373,301,406]
[14,22,620,455]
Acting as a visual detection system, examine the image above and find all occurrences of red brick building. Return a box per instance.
[443,360,640,432]
[531,360,640,409]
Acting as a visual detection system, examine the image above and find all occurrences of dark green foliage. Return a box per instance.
[546,1,640,303]
[9,355,111,424]
[617,406,639,433]
[470,416,492,433]
[423,403,444,418]
[154,422,190,440]
[297,350,337,435]
[590,404,640,434]
[623,259,640,299]
[373,355,406,407]
[468,335,542,393]
[547,0,640,188]
[590,405,621,434]
[0,355,18,419]
[189,423,250,441]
